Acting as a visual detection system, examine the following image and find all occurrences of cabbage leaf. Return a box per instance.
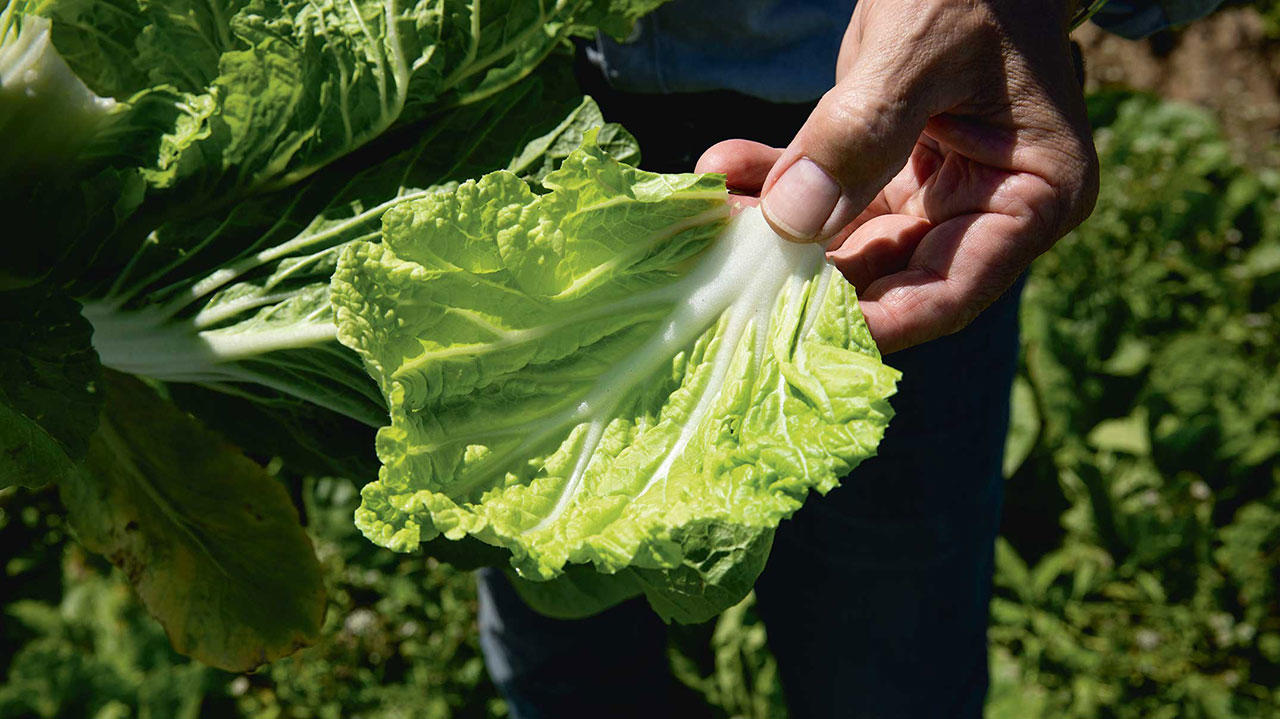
[332,140,899,618]
[82,76,635,432]
[0,0,662,291]
[9,0,662,197]
[0,287,101,488]
[59,372,326,672]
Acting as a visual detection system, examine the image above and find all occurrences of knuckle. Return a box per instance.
[820,86,892,137]
[1053,134,1101,233]
[814,80,917,161]
[1077,142,1101,224]
[1026,178,1064,241]
[930,0,1001,44]
[1026,131,1102,240]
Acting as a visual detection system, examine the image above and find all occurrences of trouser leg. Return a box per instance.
[754,280,1022,719]
[476,567,713,719]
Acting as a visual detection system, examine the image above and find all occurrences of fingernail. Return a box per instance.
[762,157,841,242]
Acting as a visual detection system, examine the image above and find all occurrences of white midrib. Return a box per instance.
[523,208,826,535]
[638,295,752,505]
[84,302,384,424]
[390,288,673,378]
[181,188,435,309]
[642,234,822,503]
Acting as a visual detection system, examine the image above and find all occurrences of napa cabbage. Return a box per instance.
[331,140,899,620]
[0,0,897,658]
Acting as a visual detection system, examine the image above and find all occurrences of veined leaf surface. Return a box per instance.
[332,141,899,611]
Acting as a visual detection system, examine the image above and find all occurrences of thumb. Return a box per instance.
[761,73,929,243]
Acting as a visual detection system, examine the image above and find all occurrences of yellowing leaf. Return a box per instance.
[60,371,325,671]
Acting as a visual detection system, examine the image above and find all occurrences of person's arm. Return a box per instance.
[697,0,1099,355]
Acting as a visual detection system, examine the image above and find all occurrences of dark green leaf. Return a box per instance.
[0,287,101,488]
[59,371,325,671]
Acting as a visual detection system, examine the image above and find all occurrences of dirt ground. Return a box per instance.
[1074,6,1280,161]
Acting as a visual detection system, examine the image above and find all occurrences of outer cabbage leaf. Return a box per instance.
[58,371,326,672]
[4,0,231,99]
[332,140,899,619]
[0,5,198,180]
[14,0,664,201]
[0,11,177,290]
[0,287,102,489]
[3,0,660,290]
[81,74,636,435]
[0,12,117,177]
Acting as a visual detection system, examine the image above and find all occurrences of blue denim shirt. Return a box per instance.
[1092,0,1225,38]
[590,0,1225,102]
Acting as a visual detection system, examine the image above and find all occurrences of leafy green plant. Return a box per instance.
[332,146,897,623]
[0,479,507,719]
[989,92,1280,718]
[0,0,667,669]
[1,0,899,668]
[670,593,787,719]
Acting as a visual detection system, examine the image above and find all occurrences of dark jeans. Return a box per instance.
[476,69,1022,718]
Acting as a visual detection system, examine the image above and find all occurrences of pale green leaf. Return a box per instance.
[333,140,899,619]
[1087,409,1151,456]
[1004,375,1040,478]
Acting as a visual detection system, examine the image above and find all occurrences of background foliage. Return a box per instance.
[0,477,504,719]
[3,57,1278,719]
[986,90,1280,719]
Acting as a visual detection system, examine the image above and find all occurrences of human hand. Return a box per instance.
[697,0,1098,355]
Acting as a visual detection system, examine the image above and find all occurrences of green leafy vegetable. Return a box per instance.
[59,371,326,672]
[9,0,662,198]
[0,0,661,293]
[1,0,899,660]
[332,140,899,619]
[0,287,101,489]
[0,37,666,660]
[0,13,118,178]
[989,92,1280,719]
[82,76,634,432]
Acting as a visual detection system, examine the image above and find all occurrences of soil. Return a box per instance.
[1073,6,1280,162]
